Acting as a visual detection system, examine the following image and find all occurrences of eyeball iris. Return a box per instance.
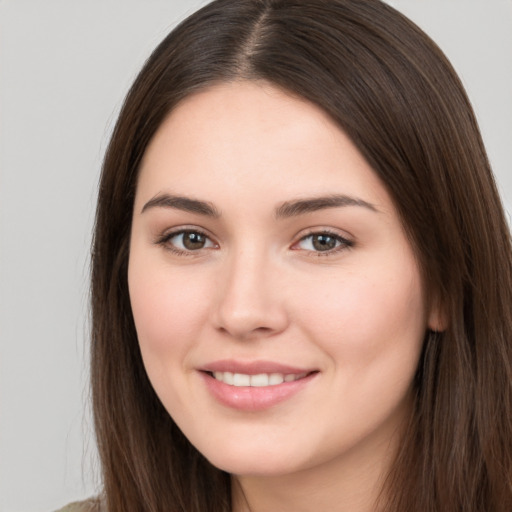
[182,231,207,250]
[312,234,338,251]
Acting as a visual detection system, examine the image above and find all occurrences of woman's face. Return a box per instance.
[128,81,440,478]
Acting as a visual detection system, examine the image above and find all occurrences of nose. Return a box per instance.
[212,247,289,340]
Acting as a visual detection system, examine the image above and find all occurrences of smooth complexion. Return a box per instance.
[128,81,443,512]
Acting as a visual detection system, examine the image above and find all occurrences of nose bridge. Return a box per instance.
[213,242,287,338]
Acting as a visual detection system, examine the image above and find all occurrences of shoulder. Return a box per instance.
[54,498,104,512]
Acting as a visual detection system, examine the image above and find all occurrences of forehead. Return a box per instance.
[142,80,341,165]
[135,80,392,215]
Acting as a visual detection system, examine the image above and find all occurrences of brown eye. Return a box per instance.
[295,232,353,254]
[311,234,338,251]
[163,230,216,253]
[182,231,207,250]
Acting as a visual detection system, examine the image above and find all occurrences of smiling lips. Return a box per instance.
[200,361,318,411]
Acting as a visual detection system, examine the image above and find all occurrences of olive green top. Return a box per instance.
[55,498,103,512]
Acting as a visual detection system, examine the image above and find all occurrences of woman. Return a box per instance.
[61,0,512,510]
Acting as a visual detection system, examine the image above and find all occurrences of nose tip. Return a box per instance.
[212,257,289,340]
[216,316,280,340]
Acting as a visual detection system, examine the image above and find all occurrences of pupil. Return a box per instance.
[183,232,205,250]
[312,234,336,251]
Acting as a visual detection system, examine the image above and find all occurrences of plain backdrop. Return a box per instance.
[0,1,511,511]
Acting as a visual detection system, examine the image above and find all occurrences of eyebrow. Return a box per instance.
[141,193,221,217]
[140,192,378,218]
[275,194,378,219]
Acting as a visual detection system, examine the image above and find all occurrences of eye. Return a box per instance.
[158,229,217,254]
[294,231,353,254]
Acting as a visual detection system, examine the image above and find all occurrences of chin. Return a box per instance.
[209,457,299,477]
[197,441,306,477]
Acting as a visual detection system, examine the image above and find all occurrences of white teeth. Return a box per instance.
[269,373,284,385]
[233,373,251,386]
[214,371,234,385]
[212,371,306,387]
[250,373,269,387]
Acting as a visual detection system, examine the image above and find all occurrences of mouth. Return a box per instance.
[198,361,319,411]
[206,370,313,387]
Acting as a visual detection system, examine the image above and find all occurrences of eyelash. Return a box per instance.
[155,228,217,257]
[155,228,354,257]
[293,229,354,257]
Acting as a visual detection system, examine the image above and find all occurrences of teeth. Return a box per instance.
[212,371,307,387]
[250,373,270,387]
[269,373,284,385]
[233,373,250,386]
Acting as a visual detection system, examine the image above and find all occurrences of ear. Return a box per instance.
[427,295,448,332]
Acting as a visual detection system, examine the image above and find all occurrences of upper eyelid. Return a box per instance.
[293,226,354,242]
[157,225,215,241]
[299,231,350,242]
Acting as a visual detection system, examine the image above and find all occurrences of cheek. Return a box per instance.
[289,256,426,449]
[295,255,427,372]
[127,257,211,360]
[127,255,217,418]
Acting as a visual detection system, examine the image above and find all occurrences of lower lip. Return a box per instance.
[200,372,317,411]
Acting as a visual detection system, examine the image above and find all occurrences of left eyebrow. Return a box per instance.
[275,194,379,219]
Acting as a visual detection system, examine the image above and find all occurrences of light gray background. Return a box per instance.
[0,1,510,511]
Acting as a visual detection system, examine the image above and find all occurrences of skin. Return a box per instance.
[128,81,443,512]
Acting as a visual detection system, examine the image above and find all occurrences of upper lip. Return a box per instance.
[200,359,316,375]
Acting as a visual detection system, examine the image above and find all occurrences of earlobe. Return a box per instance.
[427,297,448,333]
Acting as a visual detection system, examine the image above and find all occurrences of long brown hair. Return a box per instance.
[91,0,512,510]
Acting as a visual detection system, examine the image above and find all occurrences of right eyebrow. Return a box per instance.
[140,193,221,218]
